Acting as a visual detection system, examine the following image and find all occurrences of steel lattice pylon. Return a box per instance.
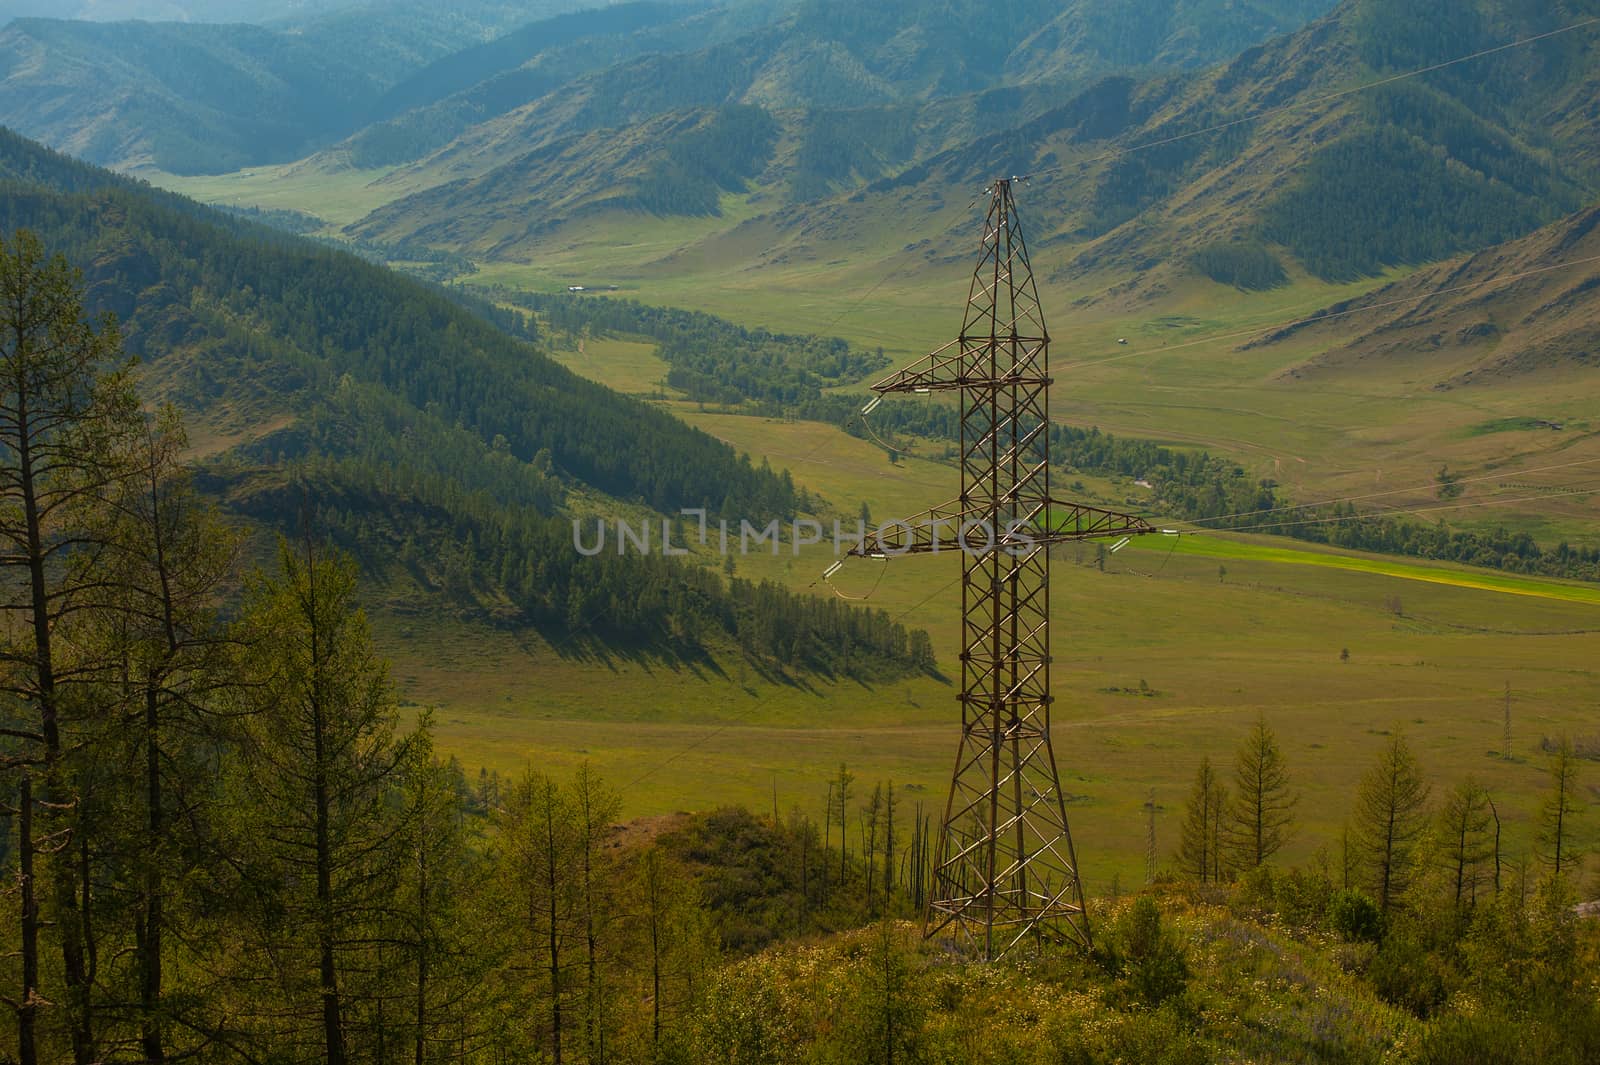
[852,179,1153,959]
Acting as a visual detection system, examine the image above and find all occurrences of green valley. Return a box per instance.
[1,0,1599,1058]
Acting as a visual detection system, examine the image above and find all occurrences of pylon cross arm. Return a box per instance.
[848,498,1156,557]
[867,339,1052,395]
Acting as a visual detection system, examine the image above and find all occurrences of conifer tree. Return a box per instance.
[571,762,622,1065]
[1177,757,1228,883]
[394,719,487,1065]
[91,408,240,1061]
[1226,718,1295,871]
[231,537,413,1063]
[1353,733,1431,913]
[497,770,579,1062]
[1436,777,1494,916]
[1537,736,1582,877]
[0,227,142,1064]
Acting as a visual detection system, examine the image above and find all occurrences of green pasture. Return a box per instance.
[141,161,412,229]
[377,405,1600,894]
[1129,532,1600,605]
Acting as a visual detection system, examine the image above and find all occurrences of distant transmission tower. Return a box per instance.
[1502,681,1512,761]
[1144,789,1157,885]
[851,179,1153,959]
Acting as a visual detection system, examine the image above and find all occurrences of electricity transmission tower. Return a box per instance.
[851,179,1153,959]
[1145,789,1157,885]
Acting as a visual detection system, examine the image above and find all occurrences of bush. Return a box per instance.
[1328,889,1384,943]
[1368,931,1451,1017]
[1113,896,1191,1005]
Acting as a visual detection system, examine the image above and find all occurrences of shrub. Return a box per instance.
[1328,889,1385,943]
[1113,896,1191,1005]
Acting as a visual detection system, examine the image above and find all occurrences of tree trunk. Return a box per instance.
[20,392,91,1064]
[18,774,37,1065]
[141,683,166,1061]
[309,562,347,1065]
[415,847,428,1065]
[545,797,562,1065]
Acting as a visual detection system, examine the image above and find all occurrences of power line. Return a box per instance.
[818,15,1600,331]
[1022,15,1600,183]
[1219,486,1598,536]
[1066,253,1600,371]
[1182,457,1600,528]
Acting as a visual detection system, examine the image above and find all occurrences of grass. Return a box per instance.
[139,161,414,230]
[546,334,673,396]
[372,391,1600,893]
[1129,533,1600,605]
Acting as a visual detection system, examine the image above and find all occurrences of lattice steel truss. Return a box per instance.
[852,179,1153,959]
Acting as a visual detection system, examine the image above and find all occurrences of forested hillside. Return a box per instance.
[0,125,933,676]
[1258,202,1600,383]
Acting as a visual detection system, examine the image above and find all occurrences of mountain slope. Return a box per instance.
[365,2,709,124]
[0,126,785,513]
[0,123,935,676]
[0,18,391,173]
[1258,203,1600,386]
[337,0,789,168]
[0,0,613,173]
[642,0,1600,300]
[340,0,1340,249]
[278,0,616,89]
[0,1,358,20]
[375,0,1336,181]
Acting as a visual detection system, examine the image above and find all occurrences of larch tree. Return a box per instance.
[0,228,142,1065]
[1226,718,1295,871]
[1177,756,1229,884]
[832,763,854,886]
[497,769,579,1062]
[633,845,715,1057]
[1537,736,1583,877]
[1353,732,1431,913]
[1436,777,1494,917]
[394,718,489,1065]
[232,537,414,1063]
[571,762,622,1065]
[90,407,240,1062]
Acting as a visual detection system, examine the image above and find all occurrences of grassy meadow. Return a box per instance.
[376,374,1600,895]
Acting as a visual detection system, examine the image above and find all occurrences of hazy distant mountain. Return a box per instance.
[281,0,625,86]
[339,0,760,167]
[619,0,1597,297]
[0,1,357,23]
[0,0,614,173]
[0,18,391,172]
[0,0,1334,177]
